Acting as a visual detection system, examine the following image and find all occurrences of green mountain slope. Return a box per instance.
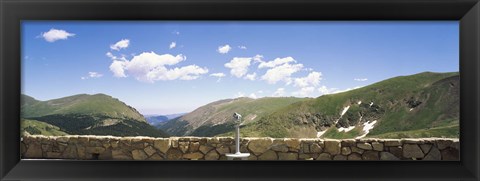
[22,94,146,122]
[21,94,168,137]
[21,119,68,136]
[234,72,459,138]
[159,97,308,136]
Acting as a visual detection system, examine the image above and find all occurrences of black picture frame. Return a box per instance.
[1,0,479,180]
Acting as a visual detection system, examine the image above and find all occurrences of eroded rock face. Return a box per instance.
[21,136,459,161]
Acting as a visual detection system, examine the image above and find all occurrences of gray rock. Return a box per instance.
[302,143,311,153]
[380,152,399,160]
[98,149,112,160]
[324,140,341,155]
[147,153,164,160]
[441,147,459,160]
[62,145,78,159]
[357,142,373,150]
[153,139,170,154]
[316,153,332,160]
[310,143,323,153]
[341,147,352,155]
[423,147,441,160]
[420,144,432,154]
[403,144,424,158]
[372,142,384,151]
[341,139,356,147]
[258,150,278,160]
[362,151,379,160]
[86,147,106,154]
[204,150,220,160]
[271,144,289,153]
[284,139,301,150]
[179,141,189,153]
[183,152,204,160]
[248,138,273,156]
[299,153,315,160]
[166,148,183,160]
[144,146,157,156]
[46,152,62,158]
[333,155,347,160]
[278,152,298,160]
[351,146,364,154]
[347,153,362,160]
[403,139,424,144]
[437,140,453,150]
[384,140,402,147]
[112,149,131,160]
[132,150,148,160]
[216,145,230,155]
[24,142,42,158]
[388,146,403,158]
[189,142,200,152]
[199,145,213,154]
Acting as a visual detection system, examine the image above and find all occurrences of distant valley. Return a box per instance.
[145,113,186,127]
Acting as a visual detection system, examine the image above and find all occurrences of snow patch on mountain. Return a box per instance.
[356,120,377,139]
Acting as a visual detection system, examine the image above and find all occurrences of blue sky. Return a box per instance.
[21,21,459,115]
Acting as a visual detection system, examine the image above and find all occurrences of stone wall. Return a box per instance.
[21,135,459,160]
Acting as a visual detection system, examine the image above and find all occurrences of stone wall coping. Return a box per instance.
[22,135,459,142]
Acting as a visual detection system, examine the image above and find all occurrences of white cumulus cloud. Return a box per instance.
[110,39,130,51]
[261,62,303,84]
[332,86,364,94]
[234,92,245,98]
[169,42,176,49]
[294,71,322,87]
[238,46,247,49]
[354,78,368,81]
[81,72,103,80]
[108,51,208,82]
[292,86,316,97]
[224,57,253,78]
[109,60,128,77]
[217,44,232,54]
[244,73,256,81]
[258,57,296,69]
[272,88,286,97]
[317,86,337,95]
[210,73,226,78]
[40,29,75,42]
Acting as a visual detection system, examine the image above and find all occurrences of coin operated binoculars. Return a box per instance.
[225,112,250,160]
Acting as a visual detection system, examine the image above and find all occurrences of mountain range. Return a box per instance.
[159,71,459,139]
[21,94,168,137]
[21,71,460,139]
